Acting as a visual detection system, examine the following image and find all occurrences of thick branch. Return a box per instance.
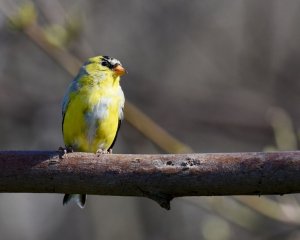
[1,151,300,209]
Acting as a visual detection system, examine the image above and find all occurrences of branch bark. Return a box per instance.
[1,151,300,209]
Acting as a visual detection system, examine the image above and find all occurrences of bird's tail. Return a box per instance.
[63,194,87,208]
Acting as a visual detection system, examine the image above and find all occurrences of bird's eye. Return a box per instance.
[101,61,108,67]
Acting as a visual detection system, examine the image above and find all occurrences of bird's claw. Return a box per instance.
[96,148,112,156]
[58,146,74,159]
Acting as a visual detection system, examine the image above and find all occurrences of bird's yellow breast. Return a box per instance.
[62,79,123,153]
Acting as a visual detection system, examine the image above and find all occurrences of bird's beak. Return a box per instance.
[113,64,126,76]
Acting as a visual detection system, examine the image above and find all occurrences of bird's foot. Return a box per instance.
[96,148,112,156]
[58,146,74,159]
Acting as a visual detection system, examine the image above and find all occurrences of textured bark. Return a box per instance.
[1,151,300,209]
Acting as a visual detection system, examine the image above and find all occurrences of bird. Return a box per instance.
[61,55,126,208]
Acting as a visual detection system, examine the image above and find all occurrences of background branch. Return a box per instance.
[2,150,300,210]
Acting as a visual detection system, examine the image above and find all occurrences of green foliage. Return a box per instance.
[43,15,82,48]
[8,1,37,30]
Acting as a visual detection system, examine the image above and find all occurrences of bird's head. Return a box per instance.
[83,55,126,79]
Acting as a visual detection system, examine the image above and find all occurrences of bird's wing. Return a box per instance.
[108,87,124,151]
[61,80,79,132]
[108,119,122,152]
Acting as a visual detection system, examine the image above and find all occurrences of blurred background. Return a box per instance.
[1,0,300,239]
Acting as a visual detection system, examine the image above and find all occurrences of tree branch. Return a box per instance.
[2,150,300,209]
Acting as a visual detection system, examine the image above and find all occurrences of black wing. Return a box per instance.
[108,119,122,152]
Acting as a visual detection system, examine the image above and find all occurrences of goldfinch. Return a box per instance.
[61,55,126,208]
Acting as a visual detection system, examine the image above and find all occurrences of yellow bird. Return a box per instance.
[61,55,126,208]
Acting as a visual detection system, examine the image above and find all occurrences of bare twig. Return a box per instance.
[1,151,300,210]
